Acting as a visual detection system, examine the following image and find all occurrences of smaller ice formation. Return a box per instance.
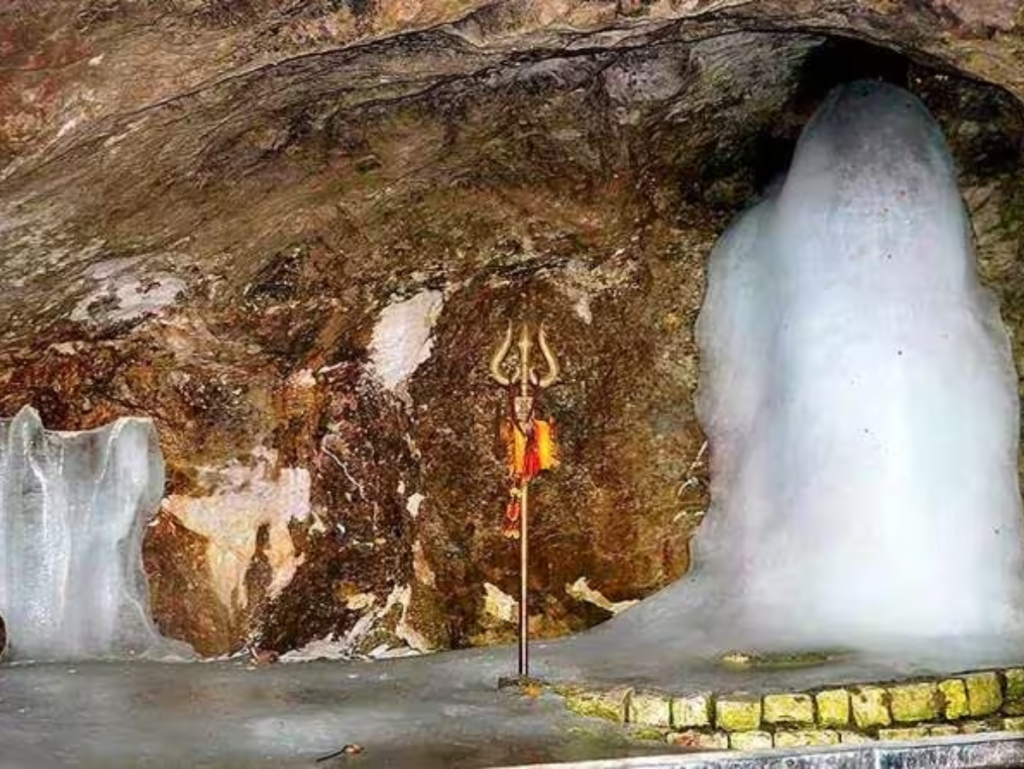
[0,406,186,661]
[553,81,1024,674]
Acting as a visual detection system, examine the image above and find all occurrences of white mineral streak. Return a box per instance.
[553,256,637,326]
[405,492,425,518]
[368,289,444,395]
[288,368,317,389]
[412,539,436,587]
[562,82,1024,671]
[566,577,638,615]
[278,584,429,663]
[0,406,188,661]
[391,584,432,653]
[278,634,351,662]
[163,449,311,612]
[483,582,517,624]
[71,258,185,325]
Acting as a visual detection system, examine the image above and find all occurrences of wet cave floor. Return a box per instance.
[0,651,670,769]
[4,642,1024,769]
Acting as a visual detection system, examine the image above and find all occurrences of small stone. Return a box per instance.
[671,692,713,728]
[631,725,667,741]
[816,689,850,728]
[888,682,940,723]
[938,678,969,720]
[839,731,874,744]
[959,718,1001,735]
[667,730,729,750]
[1002,669,1024,716]
[928,725,960,737]
[851,686,892,729]
[878,726,931,741]
[964,671,1003,716]
[719,651,753,668]
[629,692,672,727]
[1003,716,1024,732]
[715,694,762,732]
[763,693,815,725]
[729,731,773,750]
[565,687,631,723]
[773,729,839,747]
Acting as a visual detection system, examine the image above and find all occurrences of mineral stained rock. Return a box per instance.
[0,1,1023,656]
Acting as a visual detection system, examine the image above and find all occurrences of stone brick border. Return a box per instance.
[557,666,1024,750]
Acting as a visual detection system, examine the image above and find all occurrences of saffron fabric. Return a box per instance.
[502,419,557,538]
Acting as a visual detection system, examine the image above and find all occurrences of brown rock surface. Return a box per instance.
[0,1,1022,656]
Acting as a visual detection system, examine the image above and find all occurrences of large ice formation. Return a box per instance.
[556,82,1024,672]
[0,406,181,661]
[692,80,1024,651]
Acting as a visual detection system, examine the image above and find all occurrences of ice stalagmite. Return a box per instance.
[693,80,1024,653]
[556,82,1024,673]
[0,406,178,661]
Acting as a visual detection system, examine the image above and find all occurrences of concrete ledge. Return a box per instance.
[496,732,1024,768]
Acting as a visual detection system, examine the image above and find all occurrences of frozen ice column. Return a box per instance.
[694,80,1024,652]
[0,406,168,660]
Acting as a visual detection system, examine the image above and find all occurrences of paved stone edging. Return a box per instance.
[496,733,1024,768]
[556,667,1024,750]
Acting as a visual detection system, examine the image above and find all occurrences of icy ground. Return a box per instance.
[0,648,672,769]
[4,639,1024,769]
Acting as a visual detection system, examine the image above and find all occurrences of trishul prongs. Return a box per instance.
[489,322,560,395]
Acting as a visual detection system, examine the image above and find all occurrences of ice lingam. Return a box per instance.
[559,82,1024,676]
[0,406,185,661]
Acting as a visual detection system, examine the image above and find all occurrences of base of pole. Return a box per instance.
[497,675,546,691]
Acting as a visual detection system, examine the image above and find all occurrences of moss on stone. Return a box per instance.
[1002,668,1024,716]
[671,692,713,728]
[715,694,762,732]
[773,729,839,747]
[1003,716,1024,733]
[851,686,892,729]
[839,731,874,744]
[878,726,931,741]
[630,725,668,741]
[888,682,941,723]
[816,689,851,728]
[718,651,754,669]
[718,649,847,670]
[629,692,672,727]
[565,687,632,723]
[957,718,1001,735]
[729,730,773,750]
[939,678,969,720]
[928,725,960,737]
[762,693,815,725]
[964,671,1003,716]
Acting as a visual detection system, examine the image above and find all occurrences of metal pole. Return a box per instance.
[519,481,529,679]
[489,321,558,686]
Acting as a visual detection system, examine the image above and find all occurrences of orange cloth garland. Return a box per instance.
[502,419,558,538]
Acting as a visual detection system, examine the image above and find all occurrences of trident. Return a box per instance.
[490,322,560,680]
